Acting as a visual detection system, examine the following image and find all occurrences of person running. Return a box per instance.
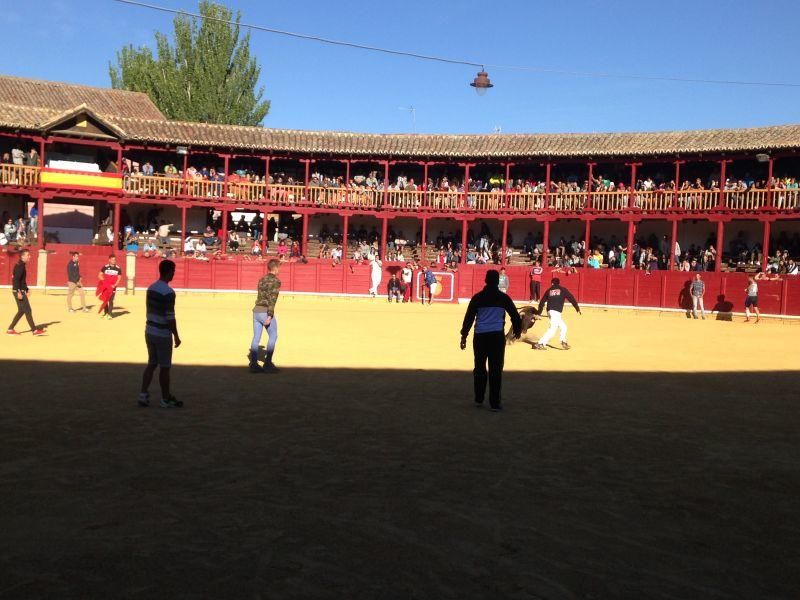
[7,250,44,336]
[744,276,760,323]
[139,259,182,408]
[368,256,383,297]
[422,265,437,305]
[690,273,706,320]
[460,269,522,411]
[249,259,281,373]
[533,277,581,350]
[530,260,543,302]
[66,252,89,313]
[96,254,122,319]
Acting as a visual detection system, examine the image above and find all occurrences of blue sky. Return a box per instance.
[4,0,799,134]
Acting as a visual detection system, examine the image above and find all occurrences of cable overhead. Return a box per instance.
[113,0,800,89]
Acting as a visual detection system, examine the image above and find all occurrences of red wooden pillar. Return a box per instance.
[116,146,123,173]
[342,214,349,259]
[504,162,512,209]
[383,160,390,207]
[672,160,682,209]
[261,210,267,245]
[112,202,121,253]
[501,219,509,265]
[221,209,228,254]
[463,163,471,209]
[303,159,311,204]
[585,162,595,210]
[627,162,639,209]
[381,216,388,258]
[460,219,468,265]
[222,155,230,199]
[264,157,271,201]
[542,219,550,266]
[422,162,429,208]
[345,159,351,204]
[180,205,187,253]
[626,220,635,269]
[718,159,730,208]
[715,220,725,272]
[36,195,44,248]
[39,139,46,166]
[765,158,774,208]
[421,217,427,259]
[301,212,309,256]
[544,162,551,210]
[583,219,591,266]
[761,219,771,272]
[182,153,189,179]
[669,219,678,270]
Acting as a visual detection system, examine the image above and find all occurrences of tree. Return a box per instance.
[110,1,270,126]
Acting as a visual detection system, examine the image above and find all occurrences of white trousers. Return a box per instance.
[369,275,381,294]
[692,295,705,317]
[538,310,567,345]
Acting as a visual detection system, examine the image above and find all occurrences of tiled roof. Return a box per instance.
[0,74,165,121]
[1,75,799,159]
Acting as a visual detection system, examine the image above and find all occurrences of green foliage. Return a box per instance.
[110,1,270,126]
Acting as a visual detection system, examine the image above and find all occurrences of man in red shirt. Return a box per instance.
[529,260,543,302]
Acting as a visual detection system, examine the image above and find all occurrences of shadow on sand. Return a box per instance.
[1,361,798,599]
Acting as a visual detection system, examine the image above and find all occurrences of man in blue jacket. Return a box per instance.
[460,270,522,411]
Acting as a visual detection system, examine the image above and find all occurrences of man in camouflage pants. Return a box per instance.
[249,259,282,373]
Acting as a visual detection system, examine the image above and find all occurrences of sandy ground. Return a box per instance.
[1,291,799,599]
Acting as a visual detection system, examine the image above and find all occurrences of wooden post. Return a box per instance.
[544,162,551,210]
[715,220,725,272]
[421,216,427,260]
[586,162,595,210]
[381,216,388,259]
[36,195,44,249]
[583,219,591,266]
[626,220,635,269]
[221,209,228,254]
[112,202,121,254]
[383,161,390,207]
[718,160,729,208]
[180,205,187,254]
[460,219,468,265]
[761,220,771,272]
[222,155,230,199]
[342,214,349,260]
[501,219,509,265]
[542,219,550,267]
[669,219,678,270]
[765,158,774,208]
[301,212,309,256]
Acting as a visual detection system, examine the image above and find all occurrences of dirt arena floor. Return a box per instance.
[1,290,799,599]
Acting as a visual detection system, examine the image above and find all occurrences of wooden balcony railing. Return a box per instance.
[430,191,461,211]
[124,174,184,196]
[268,184,305,205]
[506,192,545,212]
[228,181,266,203]
[591,191,628,212]
[677,189,717,211]
[386,190,425,210]
[773,188,800,210]
[0,164,40,187]
[468,191,504,212]
[346,187,381,208]
[308,186,348,207]
[634,191,673,211]
[725,189,766,211]
[551,191,586,211]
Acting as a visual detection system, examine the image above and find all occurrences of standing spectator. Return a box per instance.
[96,255,122,319]
[690,273,706,320]
[11,145,24,165]
[6,250,45,335]
[139,259,182,408]
[744,276,760,323]
[368,256,383,297]
[157,220,172,247]
[530,261,543,302]
[29,204,38,240]
[459,270,522,411]
[422,265,437,305]
[66,252,88,313]
[387,273,402,303]
[498,267,509,294]
[533,277,581,350]
[401,262,413,303]
[249,259,281,373]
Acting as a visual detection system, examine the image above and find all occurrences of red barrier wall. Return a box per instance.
[25,248,800,316]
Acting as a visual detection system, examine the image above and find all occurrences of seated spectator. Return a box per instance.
[195,239,208,259]
[229,230,241,252]
[203,226,219,247]
[142,161,154,176]
[125,228,140,252]
[587,254,601,268]
[277,239,288,260]
[290,240,301,259]
[466,248,477,264]
[331,245,343,265]
[142,238,158,258]
[183,237,195,256]
[4,218,17,242]
[387,273,402,303]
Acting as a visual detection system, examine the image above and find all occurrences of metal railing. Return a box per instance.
[0,164,40,187]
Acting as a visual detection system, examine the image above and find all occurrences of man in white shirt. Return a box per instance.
[401,262,413,303]
[368,257,383,297]
[183,237,195,256]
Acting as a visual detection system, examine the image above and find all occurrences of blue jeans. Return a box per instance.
[251,312,278,353]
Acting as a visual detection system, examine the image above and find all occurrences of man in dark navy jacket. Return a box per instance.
[460,270,522,411]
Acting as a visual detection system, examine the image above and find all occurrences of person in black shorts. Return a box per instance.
[744,276,760,323]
